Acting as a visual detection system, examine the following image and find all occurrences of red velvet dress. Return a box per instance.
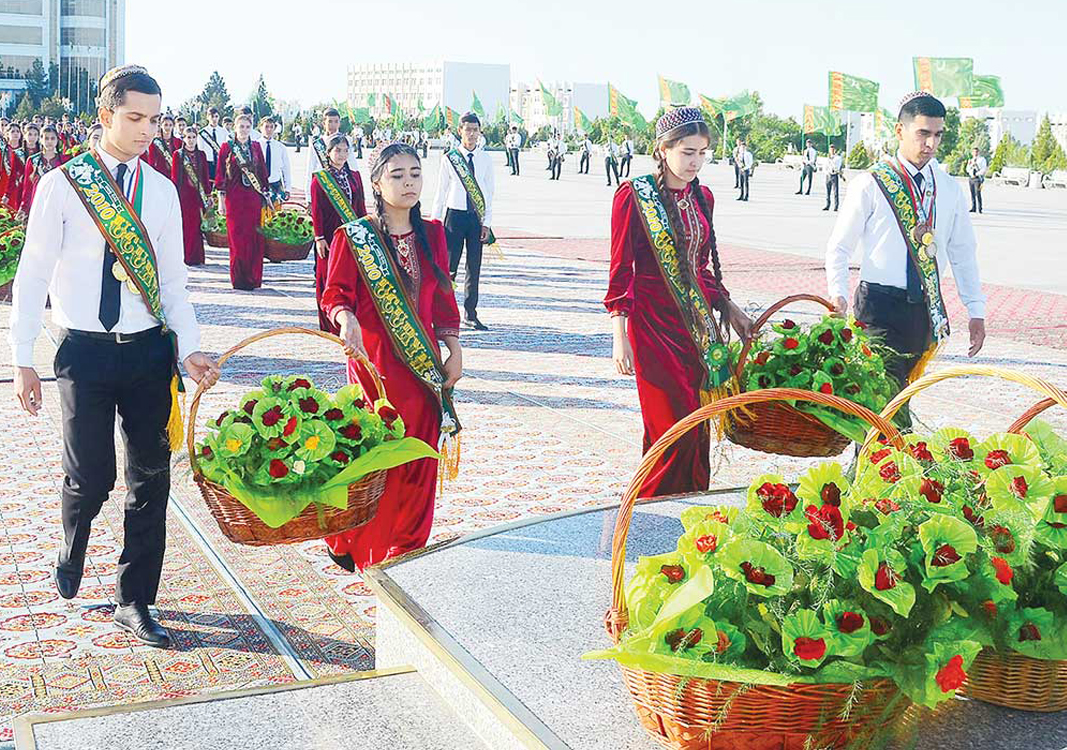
[143,135,182,177]
[320,219,461,570]
[19,153,67,213]
[215,139,269,290]
[4,149,28,211]
[605,180,730,498]
[171,147,211,265]
[310,166,366,332]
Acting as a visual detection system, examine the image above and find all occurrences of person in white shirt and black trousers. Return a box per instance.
[619,137,634,177]
[505,126,521,176]
[257,115,291,204]
[11,65,220,649]
[967,146,987,214]
[431,112,495,330]
[198,106,230,181]
[826,92,986,422]
[579,137,592,174]
[736,139,753,201]
[797,138,818,195]
[822,143,844,212]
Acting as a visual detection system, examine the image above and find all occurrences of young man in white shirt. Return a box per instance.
[198,107,230,181]
[966,146,988,214]
[550,138,567,180]
[826,92,986,416]
[579,136,592,174]
[258,116,291,203]
[431,112,495,330]
[352,124,364,159]
[822,143,844,212]
[736,139,753,201]
[505,126,521,176]
[605,139,620,185]
[797,138,818,195]
[305,108,358,197]
[11,65,219,649]
[619,137,634,177]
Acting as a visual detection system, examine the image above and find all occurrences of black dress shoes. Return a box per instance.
[327,549,357,573]
[114,603,171,648]
[465,316,488,331]
[54,555,84,600]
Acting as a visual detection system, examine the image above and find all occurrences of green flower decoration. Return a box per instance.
[929,427,978,464]
[858,547,916,616]
[979,509,1032,566]
[796,462,851,509]
[772,332,808,357]
[261,375,288,394]
[718,539,794,598]
[251,397,301,440]
[986,464,1053,517]
[893,639,982,708]
[217,422,255,458]
[855,449,922,499]
[975,432,1042,476]
[195,435,227,483]
[1054,561,1067,597]
[1005,607,1064,660]
[288,386,332,418]
[708,621,747,662]
[375,398,406,439]
[917,515,978,592]
[679,505,738,532]
[822,599,873,657]
[624,552,691,631]
[252,455,301,486]
[745,474,804,529]
[781,609,832,667]
[1034,476,1067,548]
[335,383,370,410]
[747,369,777,392]
[294,420,337,462]
[677,518,731,570]
[652,608,719,660]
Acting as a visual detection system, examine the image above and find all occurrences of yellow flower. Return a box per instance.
[304,435,320,451]
[225,437,243,452]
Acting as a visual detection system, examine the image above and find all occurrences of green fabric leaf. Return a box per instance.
[822,599,873,657]
[217,422,255,458]
[624,552,690,632]
[718,539,794,597]
[745,474,804,530]
[1035,476,1067,547]
[1006,607,1066,660]
[975,432,1042,475]
[858,548,916,616]
[879,639,981,708]
[677,519,731,571]
[917,515,978,592]
[781,609,832,667]
[294,420,336,462]
[679,505,738,532]
[986,464,1053,517]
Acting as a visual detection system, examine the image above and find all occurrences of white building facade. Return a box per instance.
[960,108,1039,147]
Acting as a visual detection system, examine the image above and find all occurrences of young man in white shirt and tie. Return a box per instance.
[822,143,844,212]
[431,112,495,330]
[305,108,358,197]
[736,139,753,201]
[966,146,988,214]
[506,125,521,176]
[605,139,620,185]
[619,137,634,177]
[826,92,986,421]
[11,65,220,649]
[258,116,291,203]
[198,107,230,181]
[579,136,592,174]
[797,138,818,195]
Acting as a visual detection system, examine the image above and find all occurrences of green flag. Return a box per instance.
[698,94,726,118]
[423,103,441,131]
[510,109,524,125]
[608,83,646,129]
[471,90,485,118]
[875,107,896,140]
[366,93,376,108]
[958,75,1004,108]
[444,106,460,130]
[803,104,841,136]
[352,107,370,123]
[539,81,562,117]
[416,97,425,115]
[913,57,974,97]
[828,71,879,111]
[494,101,506,123]
[722,90,758,121]
[658,75,691,107]
[574,106,593,132]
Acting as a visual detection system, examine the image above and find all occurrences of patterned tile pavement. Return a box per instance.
[0,228,1064,739]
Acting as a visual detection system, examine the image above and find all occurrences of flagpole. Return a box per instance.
[721,118,729,161]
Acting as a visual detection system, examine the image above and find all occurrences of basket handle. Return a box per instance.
[859,365,1067,455]
[186,326,385,475]
[734,294,837,379]
[1008,398,1059,435]
[605,387,904,643]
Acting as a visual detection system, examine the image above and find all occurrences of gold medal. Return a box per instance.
[111,261,129,282]
[125,279,139,295]
[921,231,934,246]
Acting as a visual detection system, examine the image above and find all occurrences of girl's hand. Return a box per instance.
[442,349,463,389]
[612,331,635,376]
[315,238,329,259]
[337,313,366,359]
[728,301,754,341]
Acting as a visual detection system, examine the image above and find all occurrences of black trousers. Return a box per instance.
[509,148,520,175]
[207,159,217,181]
[620,154,632,177]
[825,174,840,210]
[969,177,983,212]
[579,152,590,173]
[800,165,814,193]
[550,156,563,180]
[733,163,740,187]
[605,157,620,185]
[55,329,174,606]
[445,208,483,318]
[854,281,931,427]
[738,169,750,200]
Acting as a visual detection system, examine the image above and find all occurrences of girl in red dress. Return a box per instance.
[215,113,269,290]
[171,125,211,266]
[18,126,66,216]
[605,107,753,498]
[310,135,367,333]
[320,142,463,571]
[144,114,181,176]
[4,123,27,211]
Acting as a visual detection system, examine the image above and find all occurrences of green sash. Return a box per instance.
[628,174,732,392]
[869,161,951,344]
[229,140,270,203]
[340,217,461,442]
[444,148,496,245]
[27,152,59,187]
[198,127,221,159]
[180,150,212,210]
[313,169,359,224]
[153,137,174,171]
[313,136,330,172]
[0,140,8,176]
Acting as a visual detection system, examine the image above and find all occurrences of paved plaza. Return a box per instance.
[0,147,1065,747]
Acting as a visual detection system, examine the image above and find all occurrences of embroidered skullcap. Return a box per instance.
[655,106,706,139]
[367,140,417,176]
[897,91,940,117]
[98,64,150,90]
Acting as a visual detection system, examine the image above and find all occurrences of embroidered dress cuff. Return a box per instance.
[329,305,354,326]
[436,326,461,340]
[609,310,629,319]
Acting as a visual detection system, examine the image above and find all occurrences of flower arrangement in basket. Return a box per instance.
[259,204,313,262]
[189,328,438,546]
[0,225,26,296]
[725,295,896,457]
[203,203,228,248]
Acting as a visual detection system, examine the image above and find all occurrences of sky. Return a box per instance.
[128,0,1067,118]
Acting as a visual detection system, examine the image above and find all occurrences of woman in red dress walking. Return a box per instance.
[171,125,211,265]
[320,143,463,571]
[310,134,366,332]
[4,123,28,211]
[18,126,66,216]
[215,113,269,290]
[145,114,181,177]
[605,107,753,498]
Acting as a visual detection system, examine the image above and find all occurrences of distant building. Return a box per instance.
[960,108,1039,147]
[346,61,510,126]
[509,81,608,135]
[0,0,126,108]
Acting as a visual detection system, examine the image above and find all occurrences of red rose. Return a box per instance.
[695,534,718,554]
[874,562,897,591]
[836,611,864,634]
[830,363,845,376]
[847,383,861,394]
[962,505,985,527]
[948,437,974,460]
[716,630,731,654]
[201,445,213,458]
[793,636,827,661]
[352,397,367,410]
[991,556,1014,585]
[841,327,853,342]
[981,600,998,617]
[873,497,901,514]
[1019,622,1042,642]
[1055,495,1067,514]
[757,482,798,517]
[268,459,289,479]
[340,424,363,441]
[659,564,685,584]
[920,478,944,504]
[854,320,867,330]
[819,382,834,395]
[878,461,901,483]
[215,411,231,427]
[707,510,732,524]
[242,399,258,416]
[665,627,704,652]
[783,337,799,350]
[282,416,298,437]
[869,448,892,464]
[781,319,796,330]
[740,561,776,587]
[805,504,844,541]
[1010,475,1029,498]
[755,351,771,366]
[870,616,891,636]
[820,482,842,506]
[990,525,1016,554]
[817,329,834,345]
[931,543,961,567]
[260,405,283,427]
[789,364,802,376]
[758,375,772,388]
[910,441,933,462]
[287,378,312,392]
[298,396,320,414]
[324,408,344,421]
[379,405,400,429]
[330,450,350,464]
[935,655,967,693]
[985,449,1011,470]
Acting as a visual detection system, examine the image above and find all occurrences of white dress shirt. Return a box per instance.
[823,154,844,175]
[198,124,230,163]
[430,144,495,226]
[259,137,292,190]
[305,132,359,195]
[803,147,818,167]
[10,147,201,367]
[606,142,620,159]
[740,149,754,170]
[967,155,988,178]
[624,139,634,156]
[826,150,986,319]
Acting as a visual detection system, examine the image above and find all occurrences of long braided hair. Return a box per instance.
[369,143,450,289]
[652,121,729,332]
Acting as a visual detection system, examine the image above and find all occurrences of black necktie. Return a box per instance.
[466,153,475,212]
[264,139,272,175]
[98,163,125,330]
[906,170,924,303]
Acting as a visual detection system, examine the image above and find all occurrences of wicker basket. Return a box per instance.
[606,388,911,748]
[205,229,228,248]
[262,201,313,263]
[860,367,1067,712]
[187,327,388,546]
[0,280,12,303]
[725,294,853,457]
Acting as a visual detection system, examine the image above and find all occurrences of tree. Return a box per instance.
[194,72,233,121]
[987,134,1030,174]
[25,59,49,106]
[248,75,273,123]
[846,142,872,169]
[38,94,67,119]
[943,117,990,175]
[47,62,59,97]
[14,92,34,120]
[937,107,961,164]
[1031,114,1067,175]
